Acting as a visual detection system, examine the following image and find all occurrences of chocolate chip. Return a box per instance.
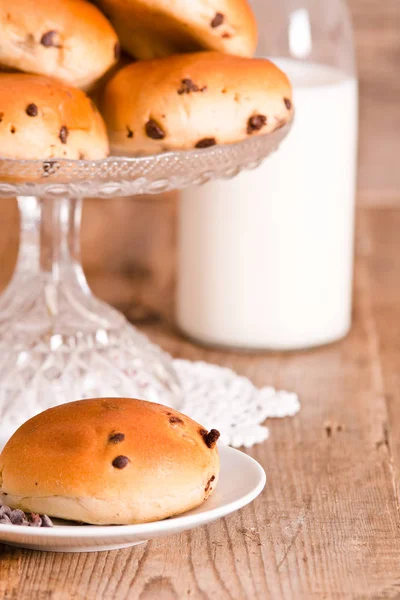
[10,125,16,134]
[0,515,11,525]
[109,432,125,443]
[40,30,60,48]
[247,114,267,134]
[112,455,130,469]
[145,119,165,140]
[9,509,26,525]
[26,103,38,117]
[222,33,232,39]
[114,42,121,60]
[169,416,184,424]
[41,515,53,527]
[202,429,220,449]
[43,160,59,176]
[0,505,11,518]
[126,126,134,138]
[195,138,217,149]
[211,12,224,27]
[284,97,292,110]
[177,78,207,95]
[205,474,216,493]
[29,513,42,527]
[59,125,68,144]
[0,112,3,123]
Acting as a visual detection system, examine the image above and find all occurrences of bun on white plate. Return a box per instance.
[0,398,220,525]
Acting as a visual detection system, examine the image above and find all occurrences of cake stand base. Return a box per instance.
[0,196,180,448]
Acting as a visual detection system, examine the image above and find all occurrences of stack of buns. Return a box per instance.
[0,0,293,161]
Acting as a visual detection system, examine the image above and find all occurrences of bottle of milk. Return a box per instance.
[177,0,358,350]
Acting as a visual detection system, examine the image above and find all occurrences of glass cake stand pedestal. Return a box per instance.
[0,124,291,447]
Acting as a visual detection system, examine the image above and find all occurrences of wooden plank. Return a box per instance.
[1,207,400,599]
[362,206,400,524]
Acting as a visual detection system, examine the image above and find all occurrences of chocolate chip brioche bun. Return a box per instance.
[0,398,220,525]
[95,0,257,59]
[0,73,109,160]
[0,0,119,89]
[102,52,293,156]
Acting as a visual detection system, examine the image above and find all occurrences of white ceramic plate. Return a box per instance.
[0,446,266,553]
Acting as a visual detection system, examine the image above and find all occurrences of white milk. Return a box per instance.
[177,60,358,350]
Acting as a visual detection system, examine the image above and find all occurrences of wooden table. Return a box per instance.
[1,0,399,594]
[1,202,400,598]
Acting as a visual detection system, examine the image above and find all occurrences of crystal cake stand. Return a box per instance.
[0,124,291,446]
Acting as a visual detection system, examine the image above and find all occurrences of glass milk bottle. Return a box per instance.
[177,0,358,350]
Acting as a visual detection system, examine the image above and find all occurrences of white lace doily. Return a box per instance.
[174,359,300,448]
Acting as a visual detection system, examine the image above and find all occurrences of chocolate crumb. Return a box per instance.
[0,503,53,528]
[112,455,130,469]
[126,126,134,138]
[29,513,42,527]
[40,30,60,48]
[43,160,59,176]
[78,152,86,160]
[109,432,125,444]
[177,78,207,95]
[10,125,16,134]
[247,114,267,134]
[222,33,232,39]
[59,125,68,144]
[284,97,292,110]
[41,515,53,527]
[26,103,38,117]
[114,42,121,60]
[205,474,216,493]
[9,509,26,525]
[0,515,11,525]
[0,112,3,123]
[195,137,216,149]
[0,506,11,518]
[203,429,220,449]
[145,119,165,140]
[211,12,224,28]
[169,416,184,424]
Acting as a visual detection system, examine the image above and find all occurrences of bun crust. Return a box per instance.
[0,0,119,89]
[0,74,109,160]
[0,398,220,525]
[102,52,293,156]
[95,0,257,59]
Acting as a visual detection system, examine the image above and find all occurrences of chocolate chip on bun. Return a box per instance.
[0,0,119,89]
[0,398,220,525]
[102,51,293,155]
[94,0,257,60]
[0,73,109,160]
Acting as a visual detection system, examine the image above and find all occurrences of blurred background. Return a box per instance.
[0,0,398,327]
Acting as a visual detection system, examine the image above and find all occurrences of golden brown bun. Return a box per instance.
[0,0,119,89]
[102,52,293,156]
[95,0,257,59]
[0,74,109,160]
[0,398,220,525]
